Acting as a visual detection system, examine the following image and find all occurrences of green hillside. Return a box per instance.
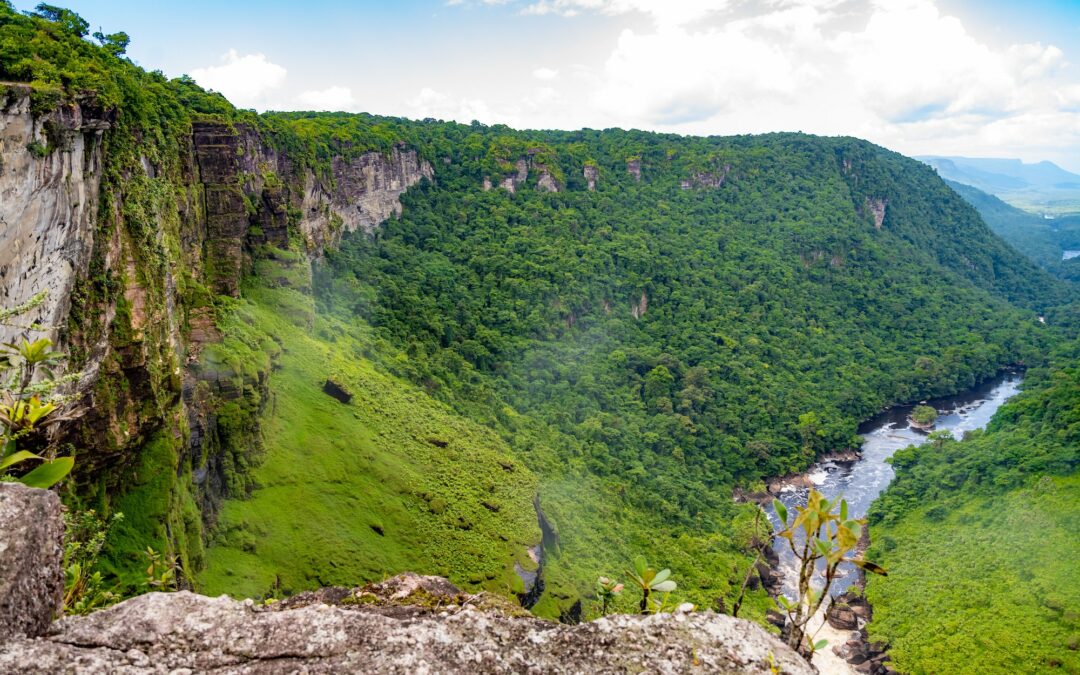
[3,2,1077,642]
[866,320,1080,674]
[946,179,1080,282]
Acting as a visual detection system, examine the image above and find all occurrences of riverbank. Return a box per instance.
[761,371,1024,671]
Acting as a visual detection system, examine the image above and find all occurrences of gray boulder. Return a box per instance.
[0,584,813,674]
[0,482,812,673]
[0,483,64,640]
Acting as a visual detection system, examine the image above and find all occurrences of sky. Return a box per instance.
[14,0,1080,170]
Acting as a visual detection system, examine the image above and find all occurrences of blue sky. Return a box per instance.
[14,0,1080,170]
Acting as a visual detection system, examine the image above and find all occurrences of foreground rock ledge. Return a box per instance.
[0,483,64,638]
[0,574,811,674]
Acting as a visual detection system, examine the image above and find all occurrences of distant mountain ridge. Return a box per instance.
[919,155,1080,214]
[943,179,1080,283]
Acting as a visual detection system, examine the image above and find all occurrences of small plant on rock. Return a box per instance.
[624,556,677,614]
[596,576,624,616]
[63,509,124,614]
[144,546,179,590]
[772,489,886,656]
[0,293,77,489]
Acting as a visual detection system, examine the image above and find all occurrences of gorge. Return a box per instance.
[0,4,1078,674]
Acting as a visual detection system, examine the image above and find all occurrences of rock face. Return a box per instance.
[304,144,434,240]
[826,602,859,630]
[0,584,813,674]
[497,158,530,193]
[535,167,558,193]
[584,163,599,191]
[865,197,887,229]
[681,164,731,190]
[0,91,434,558]
[0,88,106,347]
[0,483,64,639]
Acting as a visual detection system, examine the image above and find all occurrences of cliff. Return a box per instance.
[0,87,432,584]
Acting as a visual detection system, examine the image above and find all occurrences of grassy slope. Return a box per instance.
[197,252,541,598]
[195,250,774,620]
[867,476,1079,674]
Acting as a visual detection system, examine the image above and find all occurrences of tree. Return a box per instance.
[772,490,886,656]
[643,365,674,411]
[31,3,88,37]
[93,30,130,57]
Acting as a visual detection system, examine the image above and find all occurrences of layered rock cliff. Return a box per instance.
[0,90,432,583]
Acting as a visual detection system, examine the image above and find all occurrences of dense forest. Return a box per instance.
[2,4,1078,670]
[866,313,1080,673]
[947,179,1080,282]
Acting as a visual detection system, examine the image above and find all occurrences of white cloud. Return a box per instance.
[523,0,727,26]
[189,50,286,108]
[296,86,356,111]
[533,66,560,80]
[495,0,1080,167]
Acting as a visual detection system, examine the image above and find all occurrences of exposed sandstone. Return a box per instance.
[0,483,64,639]
[584,163,599,191]
[0,90,105,347]
[0,584,813,674]
[681,164,731,190]
[865,197,887,230]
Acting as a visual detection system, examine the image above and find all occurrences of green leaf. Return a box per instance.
[18,456,74,489]
[850,558,888,576]
[814,639,828,651]
[840,499,848,520]
[652,579,677,593]
[0,449,43,472]
[814,538,831,558]
[652,568,671,585]
[633,555,647,577]
[772,499,788,525]
[848,522,862,540]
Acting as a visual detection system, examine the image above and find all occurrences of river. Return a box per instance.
[766,369,1023,600]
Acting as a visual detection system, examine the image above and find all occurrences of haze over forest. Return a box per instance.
[0,2,1077,674]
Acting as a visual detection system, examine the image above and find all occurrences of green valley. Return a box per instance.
[1,4,1079,673]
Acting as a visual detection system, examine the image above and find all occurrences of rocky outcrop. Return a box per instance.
[535,167,558,193]
[0,483,64,639]
[826,602,858,630]
[0,88,107,347]
[498,158,529,193]
[0,583,813,674]
[832,630,895,675]
[584,163,598,191]
[865,197,887,230]
[681,164,731,190]
[307,144,433,238]
[0,508,812,673]
[627,158,642,181]
[0,91,434,581]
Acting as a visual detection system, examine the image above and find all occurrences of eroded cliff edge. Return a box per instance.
[0,87,432,582]
[0,483,812,675]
